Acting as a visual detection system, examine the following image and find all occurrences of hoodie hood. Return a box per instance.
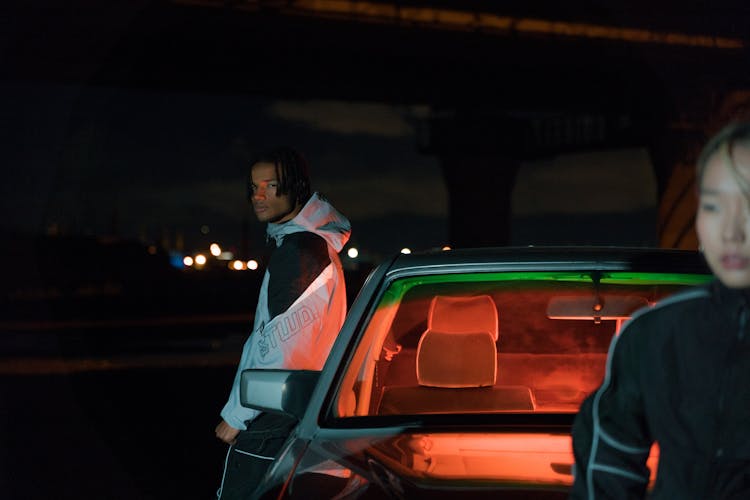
[266,192,351,252]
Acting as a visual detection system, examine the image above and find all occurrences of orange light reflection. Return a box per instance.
[390,433,659,487]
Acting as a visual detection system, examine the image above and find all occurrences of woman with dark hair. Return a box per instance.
[571,121,750,499]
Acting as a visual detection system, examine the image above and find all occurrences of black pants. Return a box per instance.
[217,413,297,500]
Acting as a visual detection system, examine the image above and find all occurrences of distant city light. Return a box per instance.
[247,259,259,271]
[183,256,194,267]
[219,251,234,261]
[200,225,210,235]
[347,247,359,259]
[170,252,186,269]
[210,243,221,257]
[195,254,207,266]
[442,246,451,251]
[400,248,411,254]
[147,245,157,255]
[231,260,245,271]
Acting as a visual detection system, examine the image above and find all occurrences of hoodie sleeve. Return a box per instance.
[267,232,330,319]
[220,335,261,430]
[571,318,652,499]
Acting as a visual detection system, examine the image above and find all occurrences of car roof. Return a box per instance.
[384,246,710,277]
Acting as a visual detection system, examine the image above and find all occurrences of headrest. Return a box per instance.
[428,295,499,340]
[416,330,497,388]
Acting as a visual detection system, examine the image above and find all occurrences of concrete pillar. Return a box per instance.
[440,154,520,248]
[426,112,524,248]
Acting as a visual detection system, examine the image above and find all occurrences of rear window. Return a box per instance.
[333,271,710,418]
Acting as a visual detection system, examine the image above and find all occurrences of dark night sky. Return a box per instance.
[2,81,452,260]
[2,79,663,263]
[6,0,717,263]
[4,0,750,269]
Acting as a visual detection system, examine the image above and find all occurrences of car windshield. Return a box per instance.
[334,271,711,418]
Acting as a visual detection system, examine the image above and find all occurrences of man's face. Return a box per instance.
[696,144,750,288]
[250,162,298,223]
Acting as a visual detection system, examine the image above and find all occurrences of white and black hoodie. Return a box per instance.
[221,192,351,430]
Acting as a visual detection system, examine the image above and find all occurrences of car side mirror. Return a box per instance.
[240,369,320,420]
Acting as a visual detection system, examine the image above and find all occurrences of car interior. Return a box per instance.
[335,272,699,418]
[378,294,536,414]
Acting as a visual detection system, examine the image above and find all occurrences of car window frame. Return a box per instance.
[321,265,713,427]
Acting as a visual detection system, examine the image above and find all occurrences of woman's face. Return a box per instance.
[696,144,750,288]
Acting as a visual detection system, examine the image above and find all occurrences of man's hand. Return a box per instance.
[215,419,240,445]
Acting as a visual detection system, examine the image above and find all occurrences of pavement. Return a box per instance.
[0,317,251,499]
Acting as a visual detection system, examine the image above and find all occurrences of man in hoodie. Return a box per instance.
[215,147,351,499]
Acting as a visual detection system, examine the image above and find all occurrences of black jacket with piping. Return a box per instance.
[571,281,750,499]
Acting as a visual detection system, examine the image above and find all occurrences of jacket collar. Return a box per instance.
[711,280,750,307]
[266,192,351,251]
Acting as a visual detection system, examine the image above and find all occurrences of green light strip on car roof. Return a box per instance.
[599,273,713,285]
[381,271,712,306]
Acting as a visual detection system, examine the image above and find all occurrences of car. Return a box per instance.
[239,247,712,499]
